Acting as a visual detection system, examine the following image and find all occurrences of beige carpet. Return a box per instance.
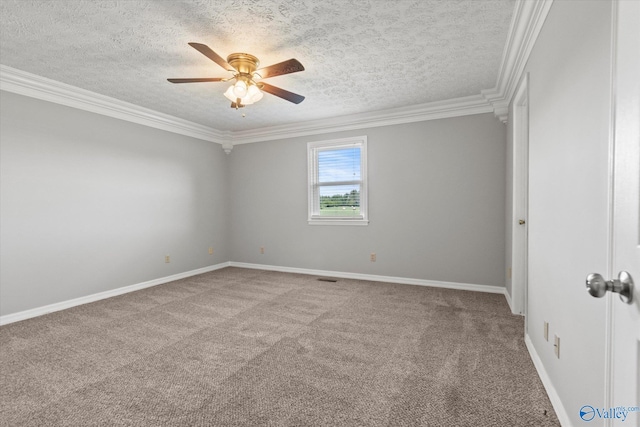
[0,267,559,426]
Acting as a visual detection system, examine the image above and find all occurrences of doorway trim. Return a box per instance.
[511,73,530,318]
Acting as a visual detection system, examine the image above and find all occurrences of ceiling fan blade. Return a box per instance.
[188,42,235,72]
[167,78,225,83]
[258,83,305,104]
[256,59,305,79]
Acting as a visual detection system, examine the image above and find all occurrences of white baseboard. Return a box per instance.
[524,334,572,427]
[504,288,515,313]
[0,262,231,326]
[1,261,508,326]
[229,262,506,294]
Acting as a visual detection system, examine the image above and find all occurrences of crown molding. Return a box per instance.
[0,63,492,148]
[0,1,552,147]
[482,0,553,123]
[0,65,230,144]
[231,94,493,145]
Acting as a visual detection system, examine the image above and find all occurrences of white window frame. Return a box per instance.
[307,136,368,226]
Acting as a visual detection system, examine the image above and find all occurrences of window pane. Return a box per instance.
[308,136,367,225]
[318,184,361,217]
[318,148,361,183]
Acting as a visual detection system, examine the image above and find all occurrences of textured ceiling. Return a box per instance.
[0,0,515,132]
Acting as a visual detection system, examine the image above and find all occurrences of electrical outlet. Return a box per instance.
[260,247,265,254]
[544,321,549,341]
[165,255,170,263]
[208,247,214,255]
[370,253,376,262]
[554,335,560,358]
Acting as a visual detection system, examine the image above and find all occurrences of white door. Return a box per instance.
[610,0,640,425]
[584,2,640,425]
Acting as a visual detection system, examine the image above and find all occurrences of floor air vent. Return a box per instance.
[317,277,338,282]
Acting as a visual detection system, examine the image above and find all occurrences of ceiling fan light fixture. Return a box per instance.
[224,82,263,106]
[232,80,247,98]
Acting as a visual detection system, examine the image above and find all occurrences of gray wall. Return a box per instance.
[1,91,506,318]
[229,113,506,287]
[515,0,612,421]
[0,91,230,315]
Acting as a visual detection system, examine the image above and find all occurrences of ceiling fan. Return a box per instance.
[168,43,305,109]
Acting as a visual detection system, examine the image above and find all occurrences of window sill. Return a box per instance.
[308,219,369,226]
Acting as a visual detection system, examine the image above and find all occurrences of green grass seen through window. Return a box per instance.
[319,206,361,217]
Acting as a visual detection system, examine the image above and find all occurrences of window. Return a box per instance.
[308,136,368,225]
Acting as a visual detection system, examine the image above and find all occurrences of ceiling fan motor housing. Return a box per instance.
[227,53,259,75]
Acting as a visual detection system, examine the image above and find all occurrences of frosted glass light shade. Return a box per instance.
[247,85,263,103]
[232,80,247,98]
[223,82,263,105]
[223,86,236,102]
